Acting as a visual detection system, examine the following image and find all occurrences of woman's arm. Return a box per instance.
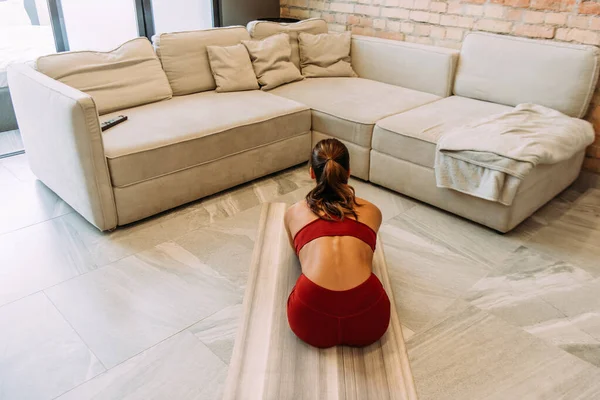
[373,205,383,232]
[356,197,383,233]
[283,207,295,251]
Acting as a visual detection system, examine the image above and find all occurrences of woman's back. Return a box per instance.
[285,138,390,348]
[285,197,382,291]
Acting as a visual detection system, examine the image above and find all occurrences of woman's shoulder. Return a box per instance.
[355,196,373,207]
[356,197,382,215]
[355,197,382,227]
[285,200,310,222]
[286,199,307,214]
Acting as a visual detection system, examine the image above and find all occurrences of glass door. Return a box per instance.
[60,0,139,51]
[151,0,214,34]
[0,0,57,156]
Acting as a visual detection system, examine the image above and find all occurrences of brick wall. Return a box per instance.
[280,0,600,173]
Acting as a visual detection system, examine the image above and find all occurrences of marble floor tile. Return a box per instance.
[527,189,600,276]
[525,316,600,348]
[350,179,418,221]
[380,215,491,332]
[526,316,600,368]
[57,331,227,400]
[0,179,72,236]
[252,165,314,201]
[403,204,523,268]
[561,344,600,369]
[199,203,263,244]
[56,165,312,267]
[0,293,105,400]
[270,186,309,205]
[57,206,218,268]
[45,242,241,368]
[401,325,416,341]
[2,154,599,399]
[193,165,311,222]
[540,278,600,334]
[407,305,600,400]
[509,189,580,241]
[0,129,24,156]
[0,154,37,182]
[0,216,96,307]
[415,297,473,333]
[189,303,242,365]
[465,246,594,322]
[174,209,260,290]
[0,163,19,185]
[465,246,600,367]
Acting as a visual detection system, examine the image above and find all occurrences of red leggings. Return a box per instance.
[287,273,391,348]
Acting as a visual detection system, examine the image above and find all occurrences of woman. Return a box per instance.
[284,138,390,348]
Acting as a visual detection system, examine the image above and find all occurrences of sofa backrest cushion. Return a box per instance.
[36,37,172,115]
[153,26,251,96]
[454,32,600,118]
[247,18,328,70]
[298,31,356,78]
[351,35,458,97]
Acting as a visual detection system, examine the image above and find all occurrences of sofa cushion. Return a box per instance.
[372,96,512,169]
[36,38,172,115]
[351,35,458,97]
[270,77,440,147]
[153,26,250,96]
[242,33,304,90]
[101,90,311,187]
[247,18,328,70]
[207,44,259,92]
[454,32,600,118]
[298,32,356,78]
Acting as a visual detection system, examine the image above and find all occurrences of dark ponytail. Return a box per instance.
[306,138,360,221]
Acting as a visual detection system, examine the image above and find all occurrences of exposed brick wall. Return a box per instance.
[280,0,600,173]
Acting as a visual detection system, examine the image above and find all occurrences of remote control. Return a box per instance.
[101,115,128,132]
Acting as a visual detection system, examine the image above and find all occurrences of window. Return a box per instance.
[152,0,214,34]
[60,0,139,51]
[44,0,220,50]
[0,0,57,77]
[0,0,57,152]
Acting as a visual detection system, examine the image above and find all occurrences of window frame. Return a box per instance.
[47,0,222,52]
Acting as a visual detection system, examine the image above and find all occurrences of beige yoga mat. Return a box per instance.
[223,202,417,400]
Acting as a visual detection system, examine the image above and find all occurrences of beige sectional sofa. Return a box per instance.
[8,19,599,233]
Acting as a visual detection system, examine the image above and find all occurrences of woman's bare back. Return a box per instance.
[284,197,382,291]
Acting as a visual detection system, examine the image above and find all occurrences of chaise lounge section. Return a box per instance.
[369,33,598,232]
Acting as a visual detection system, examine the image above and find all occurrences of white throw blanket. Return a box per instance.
[435,103,595,206]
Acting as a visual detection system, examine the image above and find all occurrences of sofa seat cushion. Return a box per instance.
[101,90,311,188]
[269,77,440,147]
[372,96,512,168]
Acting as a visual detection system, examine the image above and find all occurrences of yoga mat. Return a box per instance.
[223,202,417,400]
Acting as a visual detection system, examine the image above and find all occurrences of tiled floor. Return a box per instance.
[1,153,599,399]
[0,129,24,158]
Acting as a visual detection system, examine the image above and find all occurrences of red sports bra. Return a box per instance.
[293,217,377,255]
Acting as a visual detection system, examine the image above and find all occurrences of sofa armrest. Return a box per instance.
[7,63,117,231]
[351,35,459,97]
